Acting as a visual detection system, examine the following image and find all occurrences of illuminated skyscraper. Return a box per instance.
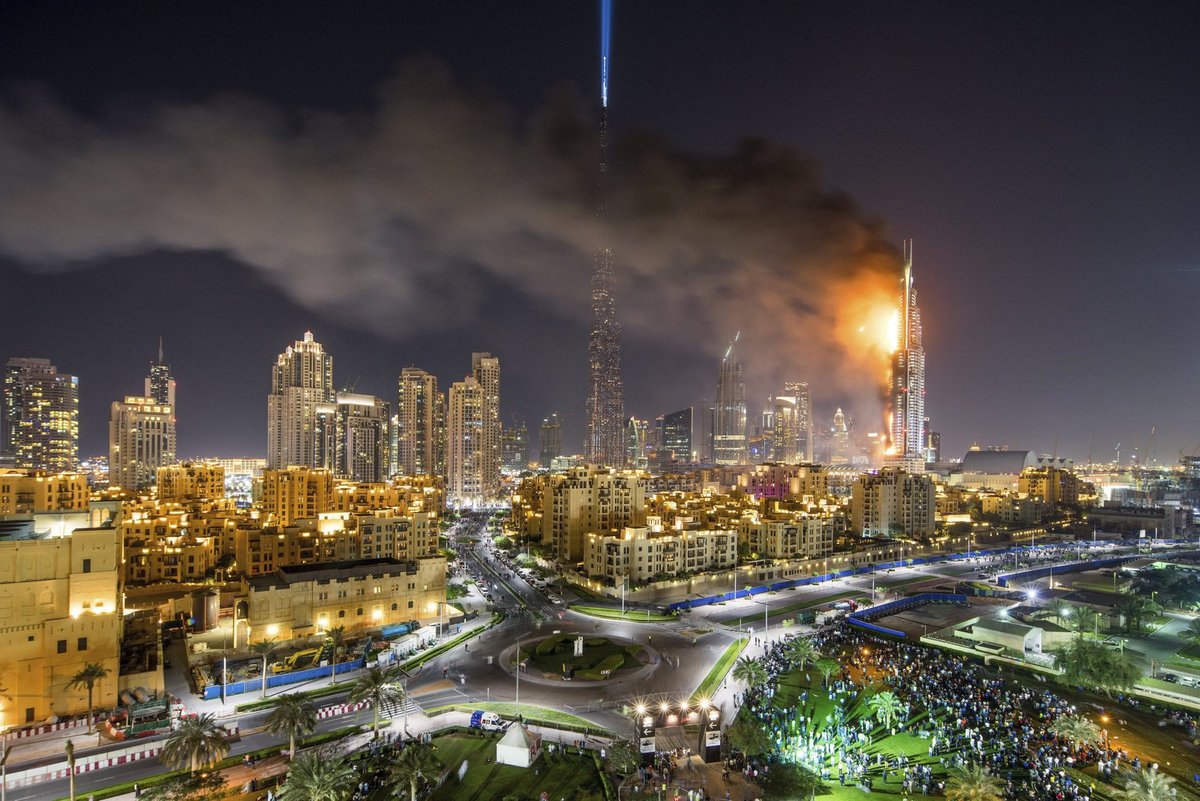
[714,333,747,465]
[890,242,926,458]
[539,413,562,468]
[502,421,528,474]
[2,357,79,471]
[585,0,625,468]
[661,407,693,462]
[772,381,813,464]
[267,332,335,469]
[832,407,851,465]
[472,352,501,500]
[146,337,175,407]
[395,367,441,477]
[109,395,175,490]
[325,392,390,483]
[446,376,484,507]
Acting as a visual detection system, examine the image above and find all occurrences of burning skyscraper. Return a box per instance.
[889,241,926,458]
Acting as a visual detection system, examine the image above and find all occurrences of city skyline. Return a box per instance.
[2,2,1199,463]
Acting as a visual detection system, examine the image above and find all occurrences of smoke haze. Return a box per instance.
[0,61,901,412]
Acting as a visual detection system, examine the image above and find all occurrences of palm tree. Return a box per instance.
[388,741,442,801]
[65,662,111,734]
[867,690,905,730]
[326,625,348,678]
[160,714,231,773]
[731,656,767,688]
[1073,607,1100,638]
[1115,767,1176,801]
[1114,596,1159,634]
[349,664,406,738]
[1046,599,1074,627]
[944,764,1004,801]
[65,740,76,801]
[265,692,318,758]
[277,750,357,801]
[250,638,277,699]
[784,636,820,669]
[815,657,840,687]
[1049,714,1102,752]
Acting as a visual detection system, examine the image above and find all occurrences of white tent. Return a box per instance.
[495,723,542,768]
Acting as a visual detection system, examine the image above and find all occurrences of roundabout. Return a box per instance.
[500,632,660,686]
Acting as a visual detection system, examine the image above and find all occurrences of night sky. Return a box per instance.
[2,2,1198,464]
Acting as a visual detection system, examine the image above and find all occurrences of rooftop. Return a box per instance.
[248,557,416,590]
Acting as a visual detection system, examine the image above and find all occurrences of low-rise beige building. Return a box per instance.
[0,504,123,725]
[0,469,90,514]
[584,520,736,584]
[244,556,446,642]
[157,463,225,502]
[261,467,335,526]
[737,512,835,560]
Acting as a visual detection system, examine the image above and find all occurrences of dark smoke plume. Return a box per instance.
[0,61,901,404]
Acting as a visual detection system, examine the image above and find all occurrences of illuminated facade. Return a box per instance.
[713,334,747,465]
[850,467,936,537]
[2,358,79,472]
[0,506,123,725]
[0,469,89,514]
[584,66,626,470]
[108,396,176,491]
[543,465,647,562]
[244,557,446,643]
[661,407,693,463]
[156,462,225,502]
[447,376,485,507]
[323,392,391,483]
[584,521,736,584]
[261,466,335,526]
[267,332,335,470]
[395,367,442,477]
[472,353,501,500]
[771,382,813,464]
[889,243,926,457]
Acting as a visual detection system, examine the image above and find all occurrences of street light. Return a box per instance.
[751,599,770,639]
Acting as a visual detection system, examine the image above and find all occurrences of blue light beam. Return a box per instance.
[600,0,612,107]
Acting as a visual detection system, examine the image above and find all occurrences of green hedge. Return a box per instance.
[690,637,748,703]
[577,653,624,680]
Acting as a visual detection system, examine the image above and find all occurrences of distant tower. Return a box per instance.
[539,413,562,468]
[395,367,441,476]
[472,352,501,500]
[832,408,851,465]
[446,376,484,507]
[713,333,747,465]
[267,332,335,469]
[585,0,626,468]
[2,358,79,470]
[890,242,926,457]
[146,337,175,407]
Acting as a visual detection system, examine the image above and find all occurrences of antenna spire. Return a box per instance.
[157,335,164,365]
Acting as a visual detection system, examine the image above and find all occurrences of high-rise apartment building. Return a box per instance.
[543,465,647,563]
[261,466,335,526]
[471,353,501,500]
[395,368,441,477]
[850,467,936,537]
[890,243,926,457]
[713,334,747,465]
[108,396,176,491]
[446,376,484,507]
[502,422,528,474]
[267,332,335,470]
[661,407,693,462]
[325,393,390,483]
[539,414,562,468]
[584,28,626,470]
[771,382,813,464]
[3,358,79,471]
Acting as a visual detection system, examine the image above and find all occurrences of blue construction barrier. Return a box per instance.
[846,592,968,639]
[203,652,369,701]
[666,539,1188,612]
[995,556,1140,588]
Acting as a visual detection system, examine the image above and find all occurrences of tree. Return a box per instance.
[1046,599,1074,627]
[65,739,76,801]
[815,657,840,687]
[758,763,824,800]
[944,764,1004,801]
[349,664,406,737]
[1180,618,1200,645]
[868,690,905,730]
[277,750,357,801]
[1054,639,1142,696]
[725,715,773,757]
[1115,767,1176,801]
[1049,714,1102,752]
[326,625,347,677]
[388,741,442,801]
[250,638,278,699]
[140,773,224,801]
[1072,607,1100,638]
[1113,596,1159,634]
[65,662,111,735]
[159,714,231,773]
[784,636,820,669]
[265,692,317,757]
[607,738,640,778]
[731,656,767,688]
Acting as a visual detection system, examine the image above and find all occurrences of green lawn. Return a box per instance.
[520,634,644,678]
[570,604,677,622]
[432,733,606,801]
[690,637,747,702]
[712,591,865,625]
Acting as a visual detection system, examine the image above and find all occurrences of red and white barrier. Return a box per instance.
[11,717,88,739]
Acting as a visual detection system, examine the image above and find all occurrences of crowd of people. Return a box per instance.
[734,621,1177,801]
